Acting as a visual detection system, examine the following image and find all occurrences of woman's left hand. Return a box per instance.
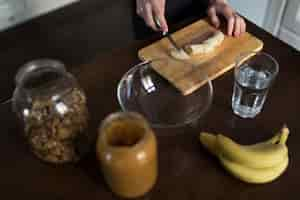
[207,0,246,37]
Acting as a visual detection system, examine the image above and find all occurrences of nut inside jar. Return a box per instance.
[13,59,91,164]
[25,88,90,163]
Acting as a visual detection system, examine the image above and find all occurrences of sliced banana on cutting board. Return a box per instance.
[170,31,225,60]
[170,49,191,60]
[185,31,225,55]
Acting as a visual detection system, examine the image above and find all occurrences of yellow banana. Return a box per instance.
[199,125,290,184]
[217,126,289,169]
[199,129,285,157]
[199,132,218,156]
[219,154,289,184]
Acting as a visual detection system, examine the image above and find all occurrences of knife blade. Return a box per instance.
[0,97,12,105]
[164,32,182,51]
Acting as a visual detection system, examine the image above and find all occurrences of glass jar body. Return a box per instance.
[13,59,90,164]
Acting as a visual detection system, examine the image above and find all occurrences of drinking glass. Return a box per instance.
[232,52,279,118]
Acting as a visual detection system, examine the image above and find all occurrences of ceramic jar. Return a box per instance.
[97,112,157,198]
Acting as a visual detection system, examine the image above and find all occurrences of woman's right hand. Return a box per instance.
[136,0,168,33]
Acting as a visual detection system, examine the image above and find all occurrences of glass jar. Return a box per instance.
[12,59,90,164]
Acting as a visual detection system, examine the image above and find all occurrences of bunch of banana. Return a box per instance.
[199,125,290,184]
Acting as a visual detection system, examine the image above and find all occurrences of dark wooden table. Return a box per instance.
[1,1,299,199]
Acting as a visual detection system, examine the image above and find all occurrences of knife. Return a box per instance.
[153,16,182,51]
[0,97,11,105]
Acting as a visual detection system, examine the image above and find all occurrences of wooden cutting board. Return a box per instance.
[138,18,263,95]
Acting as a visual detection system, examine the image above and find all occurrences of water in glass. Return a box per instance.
[232,63,273,118]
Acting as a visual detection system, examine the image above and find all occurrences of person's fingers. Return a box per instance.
[234,15,241,37]
[156,12,168,33]
[227,16,234,36]
[144,2,158,31]
[224,11,235,36]
[152,1,168,33]
[207,6,220,28]
[217,4,235,36]
[240,17,246,34]
[136,0,144,17]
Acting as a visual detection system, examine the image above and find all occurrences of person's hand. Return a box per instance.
[207,0,246,37]
[136,0,168,33]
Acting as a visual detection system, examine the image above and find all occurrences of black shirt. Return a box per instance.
[133,0,209,39]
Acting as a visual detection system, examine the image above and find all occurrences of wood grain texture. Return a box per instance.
[138,19,263,95]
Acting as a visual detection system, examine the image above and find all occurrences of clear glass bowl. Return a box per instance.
[117,59,213,128]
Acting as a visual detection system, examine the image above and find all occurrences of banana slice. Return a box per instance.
[170,48,190,60]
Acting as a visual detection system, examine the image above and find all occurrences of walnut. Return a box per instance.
[24,88,90,164]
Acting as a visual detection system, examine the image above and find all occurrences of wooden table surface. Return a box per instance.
[0,1,299,199]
